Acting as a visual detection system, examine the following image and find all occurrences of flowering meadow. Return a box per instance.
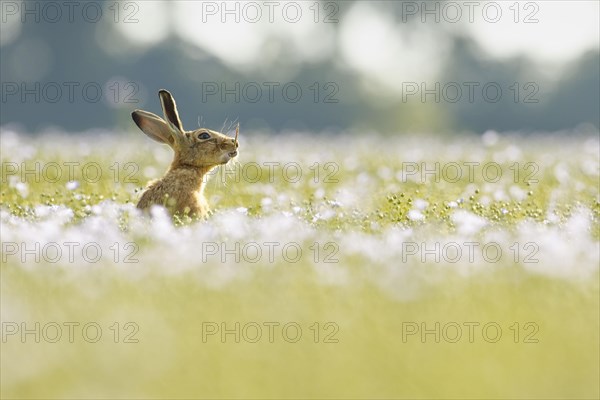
[1,128,599,399]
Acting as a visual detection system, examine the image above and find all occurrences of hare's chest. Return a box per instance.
[193,191,210,216]
[170,187,206,215]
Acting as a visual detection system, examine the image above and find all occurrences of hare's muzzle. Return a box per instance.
[229,137,239,157]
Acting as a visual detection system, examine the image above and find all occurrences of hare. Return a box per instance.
[132,89,239,218]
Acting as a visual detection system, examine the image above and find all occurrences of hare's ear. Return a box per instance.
[131,110,176,147]
[159,89,184,133]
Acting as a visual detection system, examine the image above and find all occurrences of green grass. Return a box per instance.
[1,131,599,399]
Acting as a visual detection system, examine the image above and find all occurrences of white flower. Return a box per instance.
[482,130,499,146]
[15,182,28,198]
[66,180,80,190]
[408,209,424,221]
[451,210,487,235]
[414,199,428,210]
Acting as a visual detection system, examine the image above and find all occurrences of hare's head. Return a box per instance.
[132,90,239,170]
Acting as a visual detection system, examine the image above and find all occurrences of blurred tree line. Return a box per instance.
[0,0,598,134]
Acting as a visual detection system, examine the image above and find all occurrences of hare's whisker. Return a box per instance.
[221,117,230,134]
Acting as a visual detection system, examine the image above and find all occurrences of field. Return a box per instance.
[1,128,599,399]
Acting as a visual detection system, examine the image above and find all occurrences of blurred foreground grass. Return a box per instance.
[1,130,599,399]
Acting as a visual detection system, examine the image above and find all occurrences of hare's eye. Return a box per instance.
[198,132,210,140]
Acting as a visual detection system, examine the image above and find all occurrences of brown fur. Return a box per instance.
[132,90,238,218]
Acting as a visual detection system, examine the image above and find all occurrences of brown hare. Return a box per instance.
[132,89,239,218]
